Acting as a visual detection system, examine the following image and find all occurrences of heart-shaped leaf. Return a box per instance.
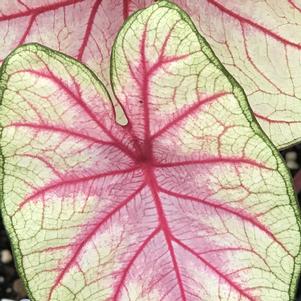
[1,1,300,300]
[1,0,301,149]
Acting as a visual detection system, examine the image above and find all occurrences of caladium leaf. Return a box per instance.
[174,0,301,149]
[1,1,301,300]
[0,0,152,88]
[1,0,301,149]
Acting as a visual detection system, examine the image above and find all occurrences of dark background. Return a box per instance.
[1,146,301,300]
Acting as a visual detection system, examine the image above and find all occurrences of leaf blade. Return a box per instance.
[1,1,301,301]
[112,1,301,299]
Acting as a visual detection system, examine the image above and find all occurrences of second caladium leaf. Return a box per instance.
[1,1,300,300]
[177,0,301,149]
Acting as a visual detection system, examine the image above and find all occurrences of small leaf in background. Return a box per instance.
[0,0,152,87]
[0,1,300,301]
[176,0,301,149]
[0,0,301,148]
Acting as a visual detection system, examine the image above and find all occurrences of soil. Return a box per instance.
[1,145,301,301]
[0,215,27,300]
